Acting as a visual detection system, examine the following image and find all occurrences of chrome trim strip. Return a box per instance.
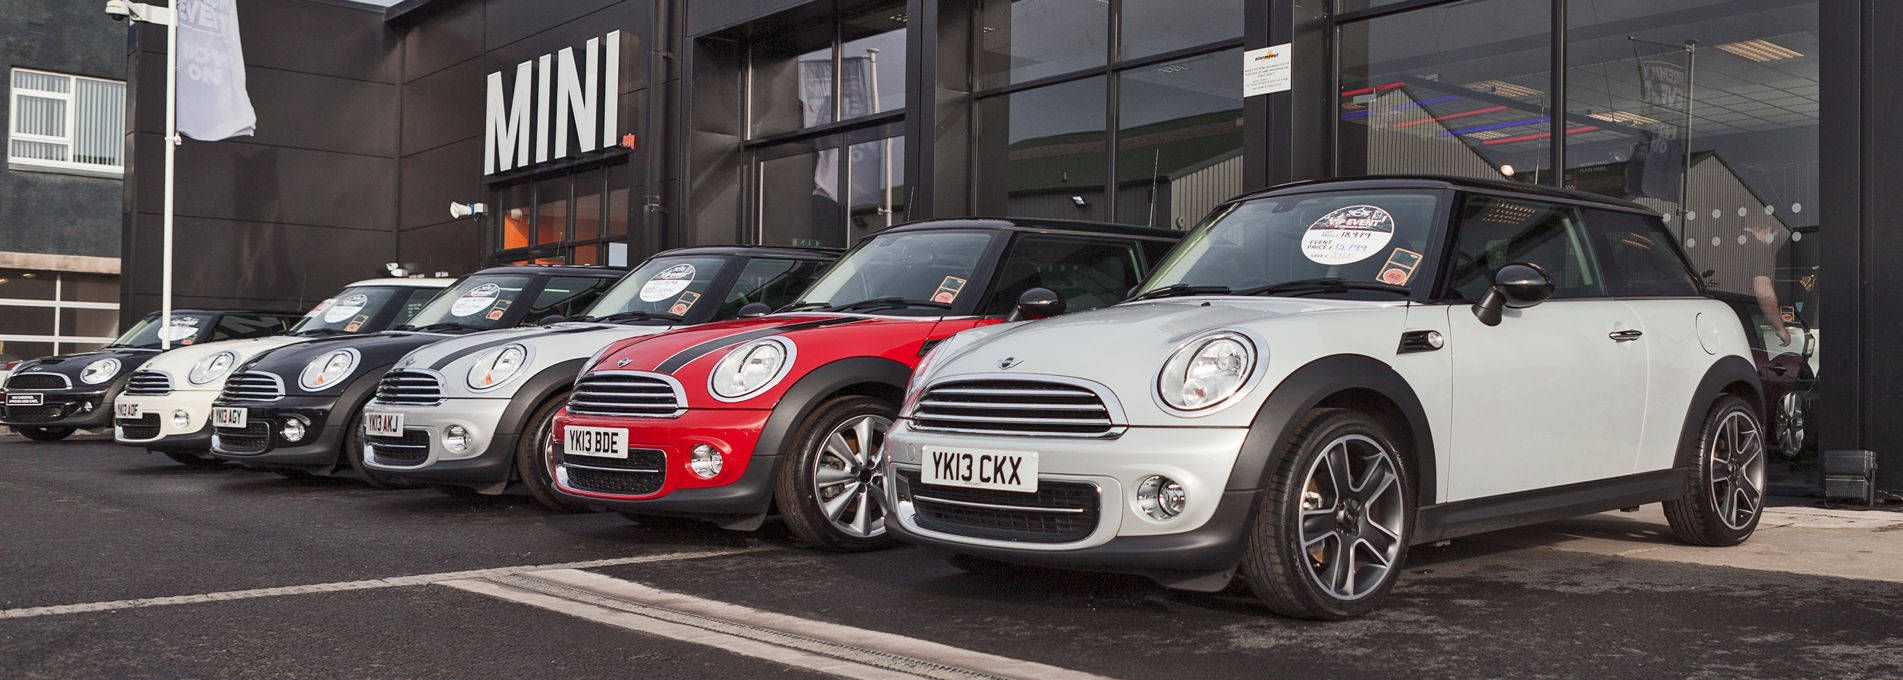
[560,462,665,474]
[569,370,687,418]
[911,494,1090,514]
[908,372,1127,439]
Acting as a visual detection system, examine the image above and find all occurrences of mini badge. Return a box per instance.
[669,291,701,316]
[1302,205,1396,265]
[932,276,967,304]
[1375,247,1424,286]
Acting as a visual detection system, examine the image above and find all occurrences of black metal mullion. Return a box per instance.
[1332,0,1469,24]
[1549,0,1566,187]
[1104,0,1122,221]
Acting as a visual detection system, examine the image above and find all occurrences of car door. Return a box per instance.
[1441,195,1648,501]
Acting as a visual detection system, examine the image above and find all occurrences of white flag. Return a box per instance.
[175,0,256,140]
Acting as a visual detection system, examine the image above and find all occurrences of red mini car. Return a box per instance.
[548,218,1181,548]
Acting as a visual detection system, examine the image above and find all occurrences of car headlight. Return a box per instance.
[467,344,529,391]
[708,337,794,401]
[1157,331,1256,412]
[299,349,360,391]
[80,358,122,385]
[188,351,237,385]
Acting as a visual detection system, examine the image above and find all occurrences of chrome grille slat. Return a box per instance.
[568,371,686,418]
[125,371,174,396]
[911,378,1118,438]
[375,370,444,405]
[221,371,285,402]
[916,399,1102,411]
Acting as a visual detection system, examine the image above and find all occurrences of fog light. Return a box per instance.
[1135,475,1186,520]
[280,416,308,443]
[443,424,470,454]
[689,444,723,479]
[171,409,191,429]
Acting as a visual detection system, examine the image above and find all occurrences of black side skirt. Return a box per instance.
[1413,468,1688,545]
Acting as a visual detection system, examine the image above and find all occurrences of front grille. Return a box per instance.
[568,372,685,418]
[4,404,65,423]
[125,371,174,396]
[118,414,161,440]
[6,373,68,390]
[366,428,430,466]
[376,370,443,406]
[560,448,667,496]
[901,469,1101,544]
[222,371,285,402]
[911,379,1116,437]
[214,421,272,454]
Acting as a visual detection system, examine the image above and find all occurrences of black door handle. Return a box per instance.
[1608,329,1644,342]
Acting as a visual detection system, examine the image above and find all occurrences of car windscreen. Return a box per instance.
[788,230,997,315]
[108,312,221,349]
[1135,191,1443,298]
[396,274,537,332]
[580,256,733,323]
[289,286,415,335]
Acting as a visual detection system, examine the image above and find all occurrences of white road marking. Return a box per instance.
[444,568,1119,680]
[0,547,769,620]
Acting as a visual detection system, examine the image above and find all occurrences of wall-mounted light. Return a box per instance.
[385,262,409,278]
[448,201,488,220]
[1070,195,1088,208]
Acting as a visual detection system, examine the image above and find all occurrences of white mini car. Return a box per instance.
[113,278,449,465]
[883,177,1765,619]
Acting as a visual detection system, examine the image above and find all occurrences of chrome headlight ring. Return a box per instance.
[707,336,796,402]
[466,344,531,391]
[80,358,123,385]
[1153,329,1264,416]
[298,348,361,392]
[188,351,238,385]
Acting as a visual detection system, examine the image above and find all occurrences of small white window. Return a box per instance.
[8,68,126,177]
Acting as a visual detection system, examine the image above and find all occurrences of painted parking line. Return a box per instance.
[0,547,769,620]
[443,568,1119,680]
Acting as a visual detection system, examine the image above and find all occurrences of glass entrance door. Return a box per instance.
[753,123,906,248]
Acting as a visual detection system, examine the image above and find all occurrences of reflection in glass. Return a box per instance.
[841,11,907,118]
[536,176,569,245]
[500,183,531,250]
[758,145,844,247]
[573,169,602,242]
[847,136,907,241]
[976,77,1108,220]
[1117,50,1244,228]
[606,163,631,237]
[751,31,835,137]
[975,0,1107,88]
[1336,0,1550,183]
[1120,0,1242,60]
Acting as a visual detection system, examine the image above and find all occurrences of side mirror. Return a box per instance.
[737,302,772,318]
[1471,262,1554,327]
[1013,287,1066,321]
[538,314,568,326]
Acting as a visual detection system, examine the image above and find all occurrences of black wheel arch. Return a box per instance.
[1677,356,1764,461]
[744,356,912,515]
[1225,353,1439,507]
[496,358,586,436]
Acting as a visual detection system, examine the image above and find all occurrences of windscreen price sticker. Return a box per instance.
[322,294,369,323]
[1302,205,1396,265]
[450,283,502,317]
[932,276,967,304]
[639,264,697,302]
[159,317,202,342]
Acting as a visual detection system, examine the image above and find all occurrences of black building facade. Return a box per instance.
[117,0,1895,495]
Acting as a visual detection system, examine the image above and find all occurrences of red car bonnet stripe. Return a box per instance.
[653,316,866,374]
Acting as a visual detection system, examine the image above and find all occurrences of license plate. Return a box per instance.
[6,393,43,406]
[363,412,404,437]
[211,406,248,429]
[115,402,141,419]
[563,426,629,459]
[921,446,1038,493]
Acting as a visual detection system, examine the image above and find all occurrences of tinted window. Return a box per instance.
[394,288,440,326]
[1583,209,1700,298]
[1447,196,1602,301]
[985,235,1147,315]
[212,314,289,341]
[109,312,219,349]
[584,256,732,320]
[1138,191,1442,295]
[528,276,617,320]
[794,230,998,315]
[403,274,538,331]
[720,259,829,319]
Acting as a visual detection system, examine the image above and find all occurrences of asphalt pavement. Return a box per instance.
[3,433,1900,679]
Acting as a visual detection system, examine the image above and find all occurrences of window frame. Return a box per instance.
[490,161,631,266]
[0,272,122,355]
[1439,193,1610,303]
[7,67,126,177]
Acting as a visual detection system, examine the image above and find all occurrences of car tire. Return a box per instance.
[15,426,75,442]
[343,409,417,490]
[1773,390,1815,459]
[161,451,226,467]
[773,394,897,552]
[1240,407,1414,620]
[1664,394,1765,547]
[513,393,587,512]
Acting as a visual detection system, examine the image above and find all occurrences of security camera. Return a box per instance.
[104,0,131,21]
[448,201,488,220]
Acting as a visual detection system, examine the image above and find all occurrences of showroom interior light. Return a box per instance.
[1715,39,1802,62]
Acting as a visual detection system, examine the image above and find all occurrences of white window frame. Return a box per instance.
[7,67,125,178]
[0,273,121,356]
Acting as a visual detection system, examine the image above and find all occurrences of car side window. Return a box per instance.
[984,234,1146,316]
[394,288,439,326]
[1581,209,1701,297]
[527,276,616,320]
[1446,196,1604,301]
[718,258,828,319]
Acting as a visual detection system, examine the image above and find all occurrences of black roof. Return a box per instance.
[136,308,305,318]
[1239,175,1654,214]
[877,217,1183,241]
[468,264,626,278]
[654,245,843,260]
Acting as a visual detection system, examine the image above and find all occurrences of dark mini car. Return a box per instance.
[206,265,623,484]
[2,309,304,441]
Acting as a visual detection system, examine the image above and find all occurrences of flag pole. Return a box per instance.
[161,5,177,349]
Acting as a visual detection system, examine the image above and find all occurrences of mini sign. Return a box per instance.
[486,31,623,175]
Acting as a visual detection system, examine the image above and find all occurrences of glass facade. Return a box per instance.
[492,161,633,266]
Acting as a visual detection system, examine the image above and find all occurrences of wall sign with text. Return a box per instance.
[485,31,625,175]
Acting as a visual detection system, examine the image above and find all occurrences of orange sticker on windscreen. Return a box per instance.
[670,291,701,316]
[1376,247,1424,286]
[932,276,967,304]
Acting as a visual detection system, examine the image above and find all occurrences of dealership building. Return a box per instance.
[105,0,1894,494]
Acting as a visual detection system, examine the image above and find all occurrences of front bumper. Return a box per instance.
[113,390,217,449]
[358,398,515,488]
[207,396,346,468]
[548,408,775,517]
[880,420,1256,575]
[1,389,115,429]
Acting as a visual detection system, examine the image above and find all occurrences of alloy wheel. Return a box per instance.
[1775,392,1806,455]
[1710,410,1766,531]
[1297,434,1406,601]
[810,414,890,539]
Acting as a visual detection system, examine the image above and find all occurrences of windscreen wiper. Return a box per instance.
[292,328,352,337]
[1127,283,1233,301]
[782,301,831,311]
[1237,278,1410,297]
[581,311,683,324]
[825,297,953,313]
[395,321,481,333]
